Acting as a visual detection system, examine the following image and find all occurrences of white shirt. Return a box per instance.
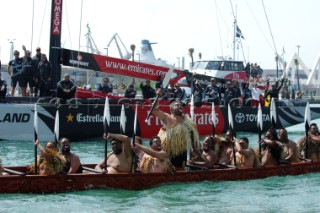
[249,83,261,101]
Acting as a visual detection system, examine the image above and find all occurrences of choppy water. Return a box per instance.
[0,121,320,213]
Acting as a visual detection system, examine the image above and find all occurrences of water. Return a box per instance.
[0,121,320,213]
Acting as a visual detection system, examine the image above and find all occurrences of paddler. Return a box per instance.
[28,140,66,175]
[298,123,320,161]
[152,94,200,168]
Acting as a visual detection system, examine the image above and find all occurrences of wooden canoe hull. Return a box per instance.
[1,162,320,193]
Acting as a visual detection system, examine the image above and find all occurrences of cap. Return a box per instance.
[26,50,31,54]
[64,73,70,77]
[129,84,134,88]
[226,81,231,85]
[210,78,215,81]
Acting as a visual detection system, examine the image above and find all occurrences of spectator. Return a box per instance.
[224,81,233,106]
[167,84,176,98]
[192,79,203,107]
[38,54,52,97]
[21,45,37,97]
[98,77,113,94]
[7,50,23,96]
[249,82,262,107]
[155,74,168,100]
[174,84,185,101]
[0,72,7,101]
[242,82,252,106]
[32,47,42,97]
[140,79,156,99]
[125,84,136,99]
[57,73,76,102]
[231,79,241,106]
[264,79,284,102]
[205,78,221,105]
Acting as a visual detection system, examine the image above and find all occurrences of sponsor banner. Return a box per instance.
[61,48,185,84]
[51,0,63,35]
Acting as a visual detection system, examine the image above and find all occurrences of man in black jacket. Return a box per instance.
[140,79,155,99]
[57,73,76,102]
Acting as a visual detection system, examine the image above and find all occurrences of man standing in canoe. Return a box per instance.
[95,133,133,174]
[152,98,200,168]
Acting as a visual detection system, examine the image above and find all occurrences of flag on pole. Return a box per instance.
[236,25,245,39]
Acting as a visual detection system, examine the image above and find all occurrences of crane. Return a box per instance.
[106,33,131,60]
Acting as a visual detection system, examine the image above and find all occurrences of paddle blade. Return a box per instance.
[190,94,194,120]
[103,97,111,133]
[257,103,263,131]
[304,102,311,136]
[162,64,175,89]
[54,110,60,144]
[120,104,126,135]
[211,102,216,136]
[228,104,234,130]
[133,104,138,135]
[270,98,276,127]
[34,104,38,140]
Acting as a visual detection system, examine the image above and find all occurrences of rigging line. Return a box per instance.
[77,0,84,57]
[31,0,35,51]
[64,0,73,49]
[261,0,278,55]
[215,0,224,58]
[37,0,48,47]
[244,0,274,53]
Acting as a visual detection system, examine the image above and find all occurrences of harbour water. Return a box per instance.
[0,121,320,213]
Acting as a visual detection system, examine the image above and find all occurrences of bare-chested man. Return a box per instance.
[261,128,282,166]
[60,138,82,174]
[95,133,132,174]
[153,99,200,168]
[188,136,217,169]
[235,137,257,169]
[134,136,173,173]
[298,123,320,161]
[278,128,299,163]
[218,130,234,165]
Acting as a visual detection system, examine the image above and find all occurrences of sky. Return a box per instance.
[1,0,320,70]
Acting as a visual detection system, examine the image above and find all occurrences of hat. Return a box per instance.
[226,81,231,85]
[210,78,215,81]
[64,73,70,77]
[26,50,31,54]
[129,84,134,88]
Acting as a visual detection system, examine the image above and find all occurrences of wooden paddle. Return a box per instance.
[257,103,263,161]
[228,104,237,167]
[304,102,311,159]
[3,168,25,176]
[187,94,195,164]
[270,97,276,128]
[120,104,126,135]
[132,104,138,147]
[211,102,216,136]
[34,104,39,174]
[145,64,175,123]
[54,110,59,145]
[131,104,139,172]
[103,97,111,170]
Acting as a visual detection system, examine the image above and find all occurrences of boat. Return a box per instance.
[1,161,320,193]
[1,0,320,142]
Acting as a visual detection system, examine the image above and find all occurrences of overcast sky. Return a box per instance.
[1,0,319,70]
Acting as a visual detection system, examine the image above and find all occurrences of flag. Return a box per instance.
[236,25,244,39]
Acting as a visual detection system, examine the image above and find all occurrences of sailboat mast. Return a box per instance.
[49,0,63,91]
[233,19,236,60]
